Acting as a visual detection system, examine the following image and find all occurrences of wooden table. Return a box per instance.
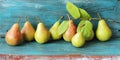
[0,0,120,60]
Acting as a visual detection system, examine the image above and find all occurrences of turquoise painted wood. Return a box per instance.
[0,38,120,55]
[0,0,120,55]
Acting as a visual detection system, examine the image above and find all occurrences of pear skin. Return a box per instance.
[86,30,94,41]
[71,32,85,47]
[34,23,50,44]
[96,19,112,41]
[49,21,62,40]
[5,23,23,46]
[21,21,35,41]
[63,20,76,42]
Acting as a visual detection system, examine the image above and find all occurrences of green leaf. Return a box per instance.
[79,8,91,20]
[66,2,80,19]
[58,20,69,35]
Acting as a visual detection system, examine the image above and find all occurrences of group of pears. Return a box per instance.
[5,2,112,48]
[5,17,50,46]
[5,15,112,48]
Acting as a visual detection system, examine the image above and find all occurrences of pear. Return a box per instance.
[96,19,112,41]
[34,17,50,44]
[21,17,35,41]
[5,19,23,46]
[86,30,94,41]
[63,15,76,42]
[71,32,85,48]
[49,16,63,40]
[77,20,94,41]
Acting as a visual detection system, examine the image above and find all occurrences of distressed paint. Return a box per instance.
[0,38,120,55]
[0,0,120,56]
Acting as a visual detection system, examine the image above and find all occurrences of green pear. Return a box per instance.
[49,16,63,40]
[77,20,94,41]
[5,19,23,46]
[86,30,94,41]
[96,19,112,41]
[21,17,35,41]
[34,18,50,44]
[71,32,85,47]
[63,15,76,42]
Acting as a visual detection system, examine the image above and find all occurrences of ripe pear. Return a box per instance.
[49,16,63,40]
[34,18,50,44]
[63,15,76,42]
[96,19,112,41]
[71,32,85,48]
[5,20,23,46]
[21,17,35,41]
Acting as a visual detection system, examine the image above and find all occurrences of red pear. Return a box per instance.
[21,17,35,41]
[5,19,23,46]
[63,15,76,42]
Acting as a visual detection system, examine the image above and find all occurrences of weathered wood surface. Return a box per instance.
[1,38,120,56]
[0,54,120,60]
[0,0,120,56]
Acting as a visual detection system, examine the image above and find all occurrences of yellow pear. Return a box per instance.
[71,32,85,47]
[34,18,50,44]
[21,17,35,41]
[49,16,63,40]
[5,19,23,46]
[96,19,112,41]
[86,30,94,41]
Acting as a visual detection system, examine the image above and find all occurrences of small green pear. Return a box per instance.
[71,32,85,48]
[21,17,35,41]
[77,20,94,41]
[34,18,50,44]
[86,30,94,41]
[49,16,63,40]
[96,19,112,41]
[5,19,23,46]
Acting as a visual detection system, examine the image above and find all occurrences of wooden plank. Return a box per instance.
[0,38,120,55]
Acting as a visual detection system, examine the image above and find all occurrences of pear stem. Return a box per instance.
[17,18,21,24]
[97,13,102,20]
[25,16,28,21]
[58,16,64,21]
[79,18,101,20]
[89,18,101,20]
[80,24,85,27]
[36,16,41,23]
[67,14,71,21]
